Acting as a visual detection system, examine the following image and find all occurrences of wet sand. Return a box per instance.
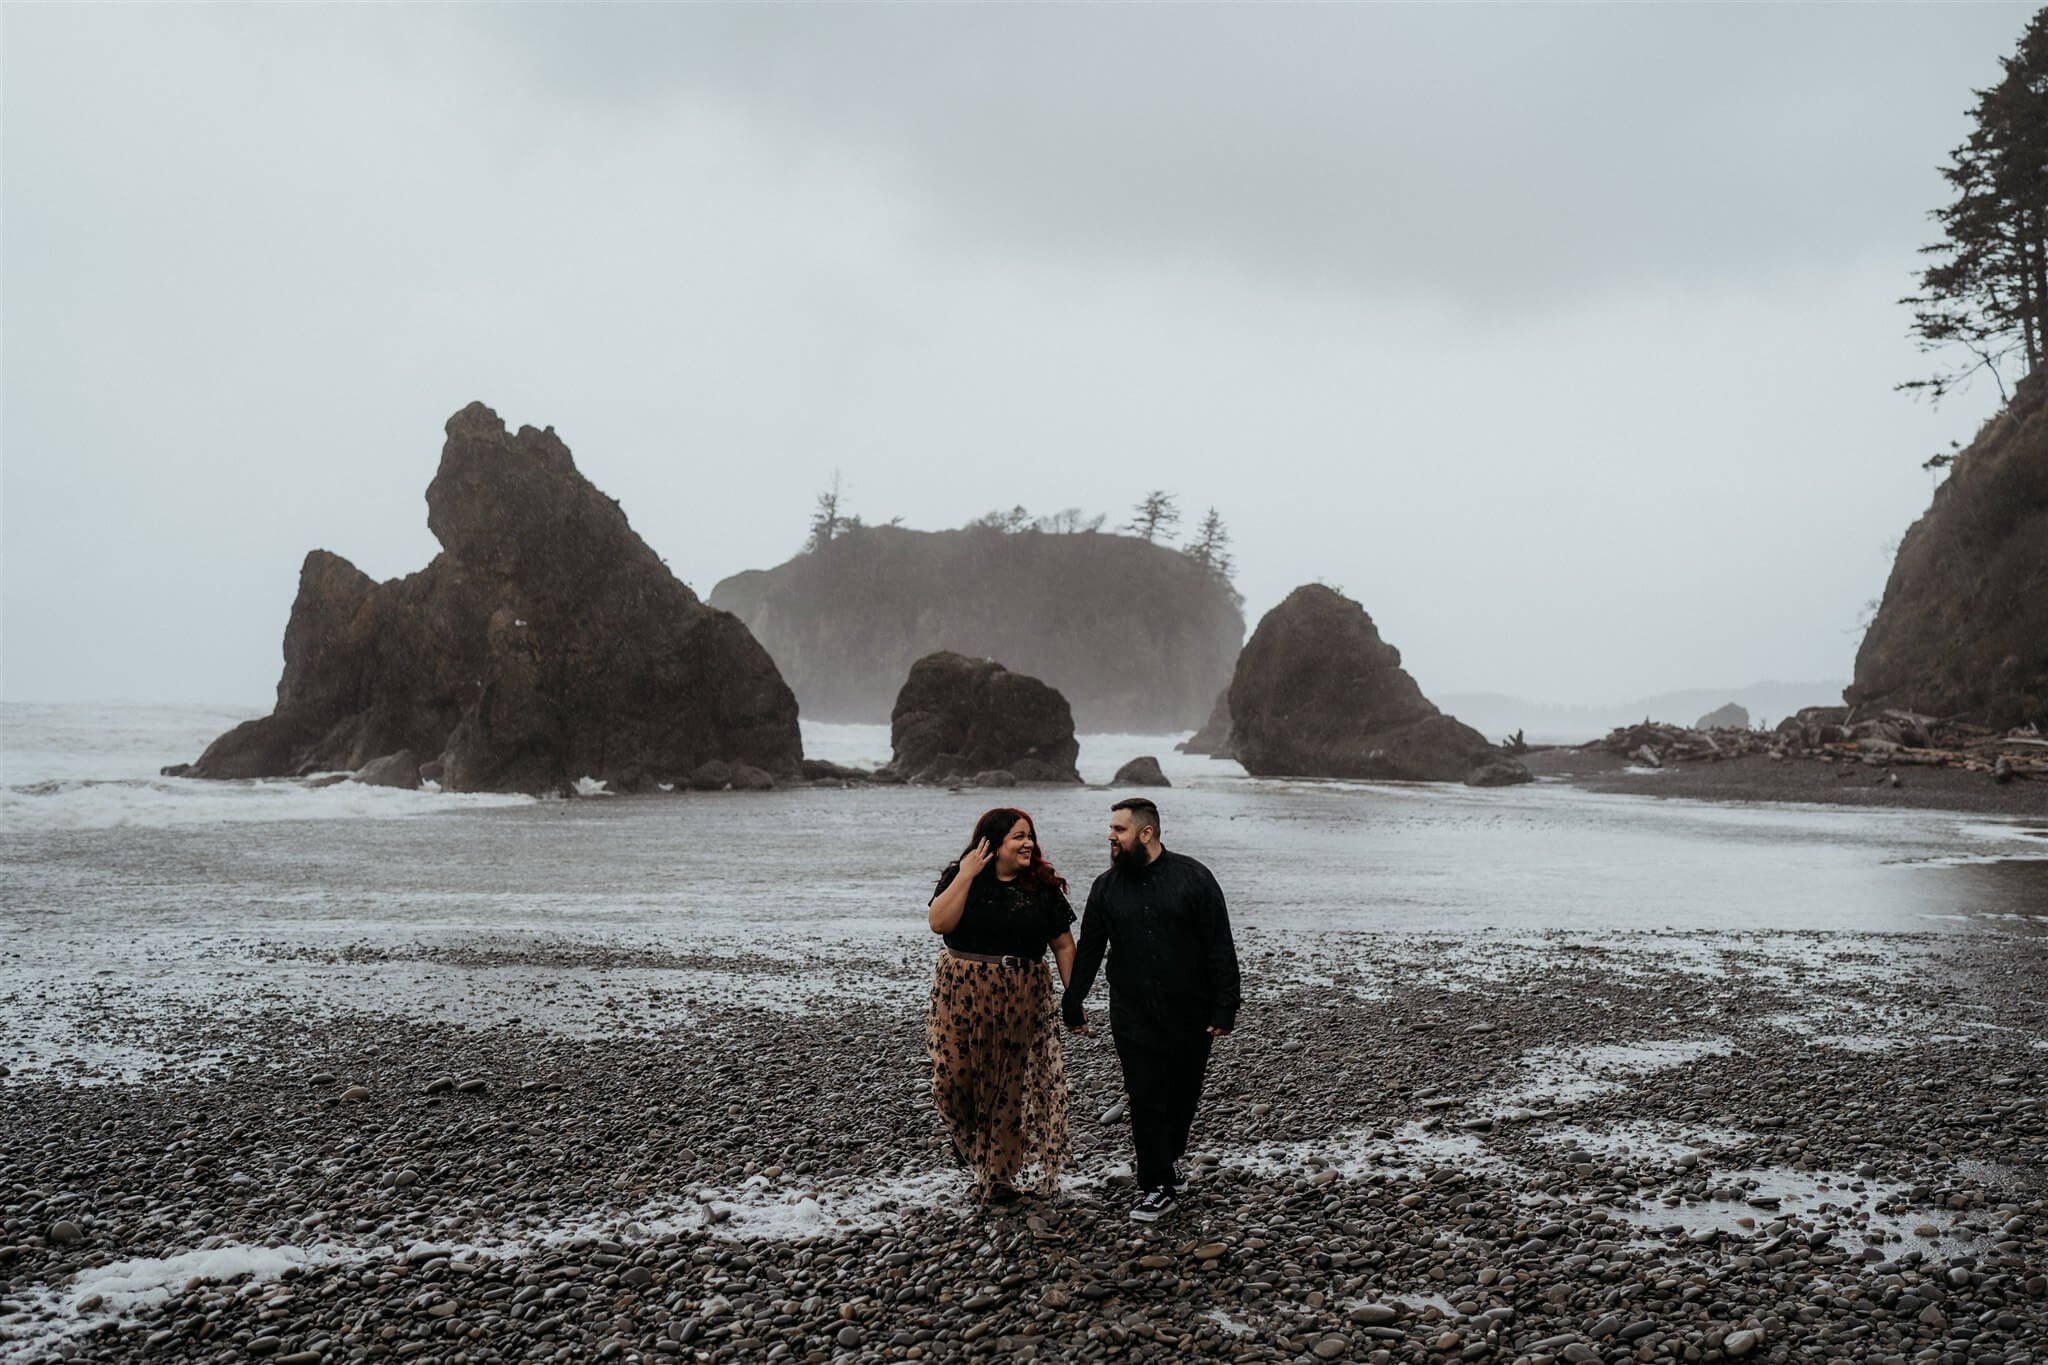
[3,929,2043,1364]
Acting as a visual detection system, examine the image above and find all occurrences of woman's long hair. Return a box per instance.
[942,806,1069,896]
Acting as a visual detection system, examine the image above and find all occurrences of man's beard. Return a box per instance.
[1110,841,1143,866]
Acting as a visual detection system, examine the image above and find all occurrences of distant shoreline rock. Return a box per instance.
[1695,703,1749,731]
[885,652,1082,785]
[1176,687,1235,759]
[710,524,1242,732]
[1228,584,1529,786]
[179,403,801,795]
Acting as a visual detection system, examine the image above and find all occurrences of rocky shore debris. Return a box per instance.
[171,403,801,796]
[1228,585,1531,786]
[1589,705,2048,781]
[881,651,1083,784]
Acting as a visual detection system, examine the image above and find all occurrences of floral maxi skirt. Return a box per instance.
[925,953,1070,1198]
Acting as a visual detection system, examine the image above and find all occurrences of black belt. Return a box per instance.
[946,947,1037,969]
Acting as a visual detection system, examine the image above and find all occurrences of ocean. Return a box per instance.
[4,700,2043,1083]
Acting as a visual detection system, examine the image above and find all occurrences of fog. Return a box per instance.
[0,4,2020,707]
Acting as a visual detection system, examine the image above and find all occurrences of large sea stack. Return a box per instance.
[1229,584,1529,786]
[887,652,1082,784]
[1847,373,2048,729]
[710,525,1243,731]
[182,403,801,793]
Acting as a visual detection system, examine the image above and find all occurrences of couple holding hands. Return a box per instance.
[925,797,1241,1222]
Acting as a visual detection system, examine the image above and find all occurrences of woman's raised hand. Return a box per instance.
[958,838,994,879]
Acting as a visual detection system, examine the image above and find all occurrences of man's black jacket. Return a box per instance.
[1061,847,1241,1042]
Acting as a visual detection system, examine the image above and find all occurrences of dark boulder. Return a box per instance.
[1175,687,1235,758]
[687,760,734,792]
[1229,584,1529,785]
[889,652,1082,784]
[972,769,1019,788]
[1463,757,1534,788]
[352,750,421,789]
[799,758,871,784]
[728,765,777,792]
[1112,756,1171,787]
[182,404,801,794]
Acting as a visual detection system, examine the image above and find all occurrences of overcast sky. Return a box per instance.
[0,4,2024,710]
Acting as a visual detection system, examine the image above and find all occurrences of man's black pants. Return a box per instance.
[1112,1027,1214,1193]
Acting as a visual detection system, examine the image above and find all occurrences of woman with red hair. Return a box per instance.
[926,806,1077,1203]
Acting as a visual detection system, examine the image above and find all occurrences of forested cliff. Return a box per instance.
[711,525,1244,731]
[1848,373,2048,728]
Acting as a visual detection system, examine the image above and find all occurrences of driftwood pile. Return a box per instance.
[1588,706,2048,783]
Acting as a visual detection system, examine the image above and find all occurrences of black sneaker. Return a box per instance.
[1129,1188,1178,1223]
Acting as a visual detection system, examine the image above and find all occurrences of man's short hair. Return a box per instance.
[1110,797,1161,837]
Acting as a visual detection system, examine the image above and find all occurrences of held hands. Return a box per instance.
[1066,1012,1093,1036]
[1206,1025,1232,1038]
[958,838,994,880]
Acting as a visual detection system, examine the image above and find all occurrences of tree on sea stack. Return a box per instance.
[1182,507,1237,589]
[806,472,855,551]
[1900,6,2048,414]
[1123,490,1181,543]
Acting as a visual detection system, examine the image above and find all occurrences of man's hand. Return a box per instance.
[1205,1025,1232,1038]
[1066,1014,1093,1036]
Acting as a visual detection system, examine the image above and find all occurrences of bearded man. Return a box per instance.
[1062,797,1242,1222]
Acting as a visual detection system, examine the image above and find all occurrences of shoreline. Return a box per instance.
[1520,749,2048,818]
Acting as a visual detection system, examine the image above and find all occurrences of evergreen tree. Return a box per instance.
[1183,506,1235,584]
[1901,8,2048,408]
[806,472,847,552]
[1122,490,1181,542]
[966,505,1034,533]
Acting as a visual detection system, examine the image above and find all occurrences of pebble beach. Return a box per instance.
[3,709,2045,1364]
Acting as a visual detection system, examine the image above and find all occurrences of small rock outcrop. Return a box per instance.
[886,652,1082,784]
[1695,703,1749,731]
[1175,687,1235,758]
[1112,756,1170,787]
[1849,372,2048,729]
[1229,585,1530,786]
[182,404,802,794]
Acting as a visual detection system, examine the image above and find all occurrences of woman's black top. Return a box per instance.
[931,863,1076,959]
